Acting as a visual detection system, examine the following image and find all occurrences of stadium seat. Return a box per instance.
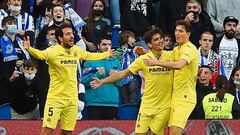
[0,103,11,120]
[118,103,139,120]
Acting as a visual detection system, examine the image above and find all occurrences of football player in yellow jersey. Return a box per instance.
[23,23,115,135]
[90,28,174,135]
[144,20,199,135]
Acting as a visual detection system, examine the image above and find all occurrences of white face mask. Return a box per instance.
[9,5,21,12]
[24,72,35,80]
[234,80,240,85]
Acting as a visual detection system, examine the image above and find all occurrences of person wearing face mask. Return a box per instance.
[115,31,139,104]
[0,16,30,107]
[82,0,112,52]
[228,67,240,105]
[183,0,214,48]
[8,60,41,119]
[0,0,35,44]
[212,16,240,79]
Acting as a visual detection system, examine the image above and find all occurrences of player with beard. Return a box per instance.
[82,0,112,52]
[212,16,240,79]
[90,28,174,135]
[23,23,115,135]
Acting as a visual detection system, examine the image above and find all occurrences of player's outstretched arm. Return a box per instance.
[23,36,49,60]
[90,69,132,89]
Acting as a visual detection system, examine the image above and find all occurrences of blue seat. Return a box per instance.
[118,103,139,120]
[0,103,11,120]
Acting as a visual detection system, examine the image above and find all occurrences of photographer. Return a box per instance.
[183,0,214,48]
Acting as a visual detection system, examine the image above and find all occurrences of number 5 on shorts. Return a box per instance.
[48,107,54,116]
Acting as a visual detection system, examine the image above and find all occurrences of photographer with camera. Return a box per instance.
[183,0,214,48]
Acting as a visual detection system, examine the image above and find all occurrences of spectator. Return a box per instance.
[198,31,221,84]
[228,67,240,119]
[163,33,174,51]
[183,0,214,47]
[190,65,213,119]
[0,16,30,106]
[212,16,240,79]
[82,0,112,52]
[46,25,58,46]
[52,0,86,43]
[203,75,240,119]
[82,36,121,120]
[32,0,53,39]
[228,67,240,104]
[36,5,85,50]
[116,30,139,104]
[8,60,41,119]
[206,0,240,38]
[0,0,35,43]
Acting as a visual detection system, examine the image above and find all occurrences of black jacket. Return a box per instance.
[8,75,41,114]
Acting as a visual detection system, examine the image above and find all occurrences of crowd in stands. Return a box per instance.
[0,0,240,121]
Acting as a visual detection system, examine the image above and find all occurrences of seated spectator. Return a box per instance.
[82,0,112,52]
[82,36,121,120]
[212,16,240,79]
[0,16,31,106]
[116,30,139,104]
[8,60,41,119]
[198,31,221,84]
[0,0,35,43]
[163,33,174,51]
[203,75,240,119]
[190,65,213,119]
[183,0,214,47]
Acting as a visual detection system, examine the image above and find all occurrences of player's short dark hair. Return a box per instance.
[97,35,112,45]
[143,28,164,44]
[55,23,72,44]
[176,20,192,33]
